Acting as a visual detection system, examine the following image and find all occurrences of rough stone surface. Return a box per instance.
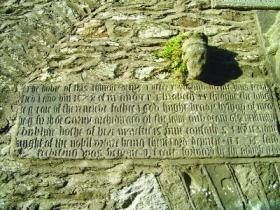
[265,12,280,81]
[94,62,118,79]
[138,25,178,39]
[212,0,280,9]
[111,174,169,210]
[134,66,155,79]
[182,32,207,80]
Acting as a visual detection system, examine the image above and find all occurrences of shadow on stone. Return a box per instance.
[200,46,242,86]
[181,172,192,189]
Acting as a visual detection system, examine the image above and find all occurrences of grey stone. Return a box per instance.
[94,62,118,79]
[256,11,278,34]
[212,0,280,9]
[23,201,40,210]
[76,19,104,36]
[134,66,155,79]
[138,25,177,39]
[0,145,10,156]
[0,118,8,133]
[111,174,169,210]
[182,32,207,80]
[111,14,146,21]
[265,12,280,81]
[15,82,280,159]
[155,72,170,80]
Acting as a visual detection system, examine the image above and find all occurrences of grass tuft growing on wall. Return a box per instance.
[155,33,187,83]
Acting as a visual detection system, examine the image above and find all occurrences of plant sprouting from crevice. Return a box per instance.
[155,33,187,83]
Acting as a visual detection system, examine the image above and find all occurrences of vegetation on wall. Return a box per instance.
[155,33,187,83]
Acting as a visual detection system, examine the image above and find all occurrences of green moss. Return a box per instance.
[156,33,187,83]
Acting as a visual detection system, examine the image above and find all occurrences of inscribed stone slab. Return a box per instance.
[212,0,280,9]
[15,81,280,159]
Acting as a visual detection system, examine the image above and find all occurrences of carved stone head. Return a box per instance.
[182,32,207,80]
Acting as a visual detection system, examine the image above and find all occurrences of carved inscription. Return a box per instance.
[16,82,280,159]
[212,0,280,9]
